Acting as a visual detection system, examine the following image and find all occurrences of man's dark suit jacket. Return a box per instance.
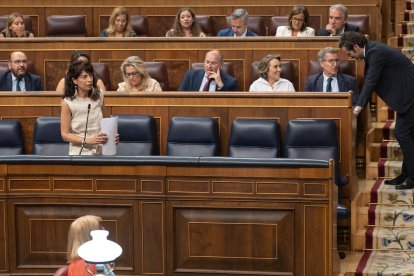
[319,23,360,36]
[0,70,43,91]
[178,69,238,91]
[217,28,258,36]
[304,72,360,106]
[357,40,414,113]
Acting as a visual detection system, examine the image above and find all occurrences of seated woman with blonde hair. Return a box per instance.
[275,5,315,37]
[249,54,295,92]
[0,12,34,38]
[117,56,162,92]
[66,215,115,276]
[166,7,205,37]
[100,7,136,37]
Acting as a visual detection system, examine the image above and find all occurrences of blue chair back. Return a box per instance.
[167,117,219,157]
[0,120,24,155]
[228,119,280,158]
[115,115,157,156]
[33,117,69,155]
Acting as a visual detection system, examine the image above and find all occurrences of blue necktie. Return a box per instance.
[326,77,333,92]
[16,78,22,91]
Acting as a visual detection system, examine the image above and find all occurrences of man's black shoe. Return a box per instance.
[396,177,414,190]
[384,174,407,185]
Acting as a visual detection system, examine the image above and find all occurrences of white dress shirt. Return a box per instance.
[323,74,339,92]
[275,26,315,37]
[249,77,295,92]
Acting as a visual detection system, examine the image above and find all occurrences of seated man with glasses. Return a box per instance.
[0,51,43,91]
[304,47,359,105]
[117,56,162,92]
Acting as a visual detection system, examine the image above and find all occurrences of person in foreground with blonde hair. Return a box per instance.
[66,215,115,276]
[117,56,162,92]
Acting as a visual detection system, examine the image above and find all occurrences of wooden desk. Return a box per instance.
[0,156,338,275]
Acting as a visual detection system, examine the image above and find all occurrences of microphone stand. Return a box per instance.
[79,103,91,155]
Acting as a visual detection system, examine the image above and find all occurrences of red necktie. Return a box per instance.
[202,78,213,91]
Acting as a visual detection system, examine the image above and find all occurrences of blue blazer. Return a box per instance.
[0,70,43,91]
[304,72,360,106]
[178,69,238,92]
[319,23,360,36]
[217,28,258,37]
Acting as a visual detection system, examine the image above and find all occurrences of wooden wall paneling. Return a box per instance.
[0,198,6,272]
[7,198,137,274]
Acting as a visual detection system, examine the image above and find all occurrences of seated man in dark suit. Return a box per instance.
[0,51,43,91]
[217,8,257,37]
[319,4,360,36]
[178,49,238,92]
[304,47,359,105]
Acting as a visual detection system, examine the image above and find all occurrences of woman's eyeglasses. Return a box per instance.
[125,72,139,78]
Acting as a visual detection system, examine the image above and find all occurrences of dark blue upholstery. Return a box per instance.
[115,115,157,156]
[167,117,219,157]
[0,120,24,155]
[33,117,69,155]
[228,119,280,158]
[284,119,349,220]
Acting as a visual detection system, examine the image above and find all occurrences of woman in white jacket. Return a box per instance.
[276,5,315,37]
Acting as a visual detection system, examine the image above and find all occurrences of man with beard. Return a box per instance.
[0,51,43,91]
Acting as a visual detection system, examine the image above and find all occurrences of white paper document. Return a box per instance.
[100,117,118,155]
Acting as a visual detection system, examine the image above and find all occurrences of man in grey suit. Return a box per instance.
[304,47,359,105]
[0,51,43,91]
[339,31,414,189]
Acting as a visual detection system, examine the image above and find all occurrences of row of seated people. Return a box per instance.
[0,116,350,221]
[0,49,359,102]
[0,5,369,38]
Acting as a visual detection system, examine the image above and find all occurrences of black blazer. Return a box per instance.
[319,23,360,36]
[304,72,360,106]
[358,40,414,113]
[0,70,43,91]
[178,69,238,91]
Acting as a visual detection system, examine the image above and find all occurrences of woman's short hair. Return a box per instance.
[288,5,310,32]
[170,7,202,37]
[3,12,25,37]
[107,7,133,37]
[66,215,102,262]
[258,54,281,80]
[120,56,150,91]
[63,60,99,100]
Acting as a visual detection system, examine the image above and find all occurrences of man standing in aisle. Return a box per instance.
[339,31,414,189]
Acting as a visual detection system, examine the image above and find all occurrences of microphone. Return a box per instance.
[79,103,91,155]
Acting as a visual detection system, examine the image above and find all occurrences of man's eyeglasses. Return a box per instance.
[125,72,139,78]
[12,60,28,65]
[324,59,340,65]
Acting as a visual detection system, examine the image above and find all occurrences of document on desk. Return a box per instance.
[100,116,118,155]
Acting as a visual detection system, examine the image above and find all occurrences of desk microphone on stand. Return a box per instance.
[79,103,91,155]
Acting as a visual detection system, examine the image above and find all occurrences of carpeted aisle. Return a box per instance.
[355,179,414,275]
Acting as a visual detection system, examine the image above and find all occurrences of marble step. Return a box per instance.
[366,161,402,180]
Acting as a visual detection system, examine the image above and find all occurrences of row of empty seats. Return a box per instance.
[0,116,350,221]
[0,14,369,37]
[0,59,355,91]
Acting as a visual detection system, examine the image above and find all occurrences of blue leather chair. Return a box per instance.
[115,115,157,156]
[167,116,219,157]
[284,119,350,217]
[228,119,280,158]
[33,117,69,155]
[0,120,24,155]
